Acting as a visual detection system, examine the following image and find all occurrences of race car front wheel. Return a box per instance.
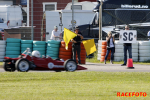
[64,59,77,72]
[15,59,30,72]
[3,62,16,72]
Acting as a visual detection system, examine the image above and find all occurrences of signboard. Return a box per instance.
[20,0,27,5]
[119,30,137,43]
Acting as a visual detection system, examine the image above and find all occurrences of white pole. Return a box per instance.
[99,1,103,40]
[72,0,74,31]
[27,0,29,26]
[31,0,34,40]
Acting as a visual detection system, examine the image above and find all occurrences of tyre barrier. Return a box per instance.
[99,41,111,62]
[5,38,21,58]
[46,40,60,59]
[59,41,72,61]
[97,40,102,60]
[21,40,33,53]
[33,41,46,57]
[139,41,150,62]
[114,41,123,62]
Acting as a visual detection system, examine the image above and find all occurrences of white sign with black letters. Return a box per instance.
[119,30,137,43]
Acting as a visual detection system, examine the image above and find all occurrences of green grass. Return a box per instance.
[86,52,150,65]
[0,72,149,100]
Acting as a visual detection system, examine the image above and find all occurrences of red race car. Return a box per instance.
[3,48,87,72]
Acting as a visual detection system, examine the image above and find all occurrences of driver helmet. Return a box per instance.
[32,50,41,58]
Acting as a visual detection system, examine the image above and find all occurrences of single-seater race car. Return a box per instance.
[3,48,87,72]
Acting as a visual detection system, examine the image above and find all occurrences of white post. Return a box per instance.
[31,0,34,40]
[99,0,103,40]
[27,0,29,26]
[72,0,74,31]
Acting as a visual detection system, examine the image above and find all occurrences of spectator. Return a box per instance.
[121,25,132,66]
[50,26,61,40]
[71,26,83,64]
[104,31,115,64]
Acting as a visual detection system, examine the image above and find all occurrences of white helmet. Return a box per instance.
[32,50,41,58]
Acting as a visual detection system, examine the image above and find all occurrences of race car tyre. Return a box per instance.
[21,40,33,44]
[15,59,30,72]
[21,44,32,48]
[6,51,20,55]
[6,47,20,51]
[47,43,60,48]
[0,40,6,45]
[33,41,46,45]
[6,38,21,43]
[3,62,16,72]
[7,43,20,47]
[64,59,77,72]
[47,40,60,45]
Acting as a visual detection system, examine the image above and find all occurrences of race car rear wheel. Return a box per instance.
[3,62,16,72]
[15,59,30,72]
[64,59,77,72]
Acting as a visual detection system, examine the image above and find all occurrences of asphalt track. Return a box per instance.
[0,62,150,72]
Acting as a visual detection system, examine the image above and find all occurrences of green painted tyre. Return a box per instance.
[6,47,20,51]
[6,38,21,43]
[7,43,20,47]
[47,43,60,48]
[33,41,46,45]
[21,40,33,44]
[47,47,59,51]
[33,44,46,48]
[5,55,19,58]
[46,51,58,55]
[47,40,60,45]
[21,44,32,48]
[33,48,45,51]
[6,51,20,55]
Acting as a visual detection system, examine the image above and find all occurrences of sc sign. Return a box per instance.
[119,30,137,43]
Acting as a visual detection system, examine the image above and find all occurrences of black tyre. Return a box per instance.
[15,59,30,72]
[64,59,77,72]
[3,62,16,72]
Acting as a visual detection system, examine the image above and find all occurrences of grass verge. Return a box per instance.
[0,72,149,100]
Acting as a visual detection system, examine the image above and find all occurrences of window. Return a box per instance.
[132,0,146,5]
[43,2,57,11]
[71,5,82,10]
[131,11,146,21]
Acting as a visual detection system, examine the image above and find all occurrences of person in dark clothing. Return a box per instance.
[104,31,115,64]
[121,25,132,66]
[71,26,83,64]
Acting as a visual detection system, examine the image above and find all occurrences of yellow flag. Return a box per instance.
[63,28,77,50]
[82,39,96,56]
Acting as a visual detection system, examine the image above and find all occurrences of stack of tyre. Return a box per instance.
[100,41,111,62]
[21,40,33,53]
[33,41,46,57]
[0,40,6,61]
[75,43,86,64]
[59,41,72,61]
[46,40,60,59]
[139,41,150,62]
[5,38,21,58]
[114,41,124,62]
[97,40,102,60]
